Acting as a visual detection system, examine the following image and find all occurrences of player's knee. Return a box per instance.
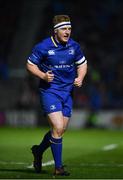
[57,128,64,137]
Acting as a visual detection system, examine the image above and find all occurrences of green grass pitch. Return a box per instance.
[0,126,123,179]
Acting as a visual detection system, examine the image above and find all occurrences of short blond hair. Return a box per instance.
[53,15,70,26]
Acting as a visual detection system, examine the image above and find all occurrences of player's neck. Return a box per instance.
[54,35,67,46]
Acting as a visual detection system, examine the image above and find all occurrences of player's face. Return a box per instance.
[55,26,71,43]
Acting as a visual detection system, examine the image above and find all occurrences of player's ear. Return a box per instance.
[54,29,57,34]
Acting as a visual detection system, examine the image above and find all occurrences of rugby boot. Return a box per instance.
[31,145,42,173]
[53,166,70,176]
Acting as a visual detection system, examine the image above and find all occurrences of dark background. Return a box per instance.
[0,0,123,113]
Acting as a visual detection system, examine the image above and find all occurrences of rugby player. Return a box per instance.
[27,14,87,176]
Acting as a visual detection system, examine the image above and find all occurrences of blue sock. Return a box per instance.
[50,136,62,168]
[38,131,51,154]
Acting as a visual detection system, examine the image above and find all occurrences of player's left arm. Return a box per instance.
[74,62,87,87]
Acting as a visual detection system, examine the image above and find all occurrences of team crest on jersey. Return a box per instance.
[50,105,56,110]
[48,50,55,55]
[69,48,74,55]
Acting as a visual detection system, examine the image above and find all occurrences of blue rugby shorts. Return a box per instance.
[39,89,73,117]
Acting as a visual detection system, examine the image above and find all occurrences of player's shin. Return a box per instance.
[50,135,63,168]
[38,130,51,154]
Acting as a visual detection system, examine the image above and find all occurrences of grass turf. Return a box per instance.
[0,126,123,179]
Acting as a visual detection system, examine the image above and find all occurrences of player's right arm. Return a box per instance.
[26,43,54,82]
[26,62,54,82]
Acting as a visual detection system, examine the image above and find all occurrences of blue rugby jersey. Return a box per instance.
[27,36,87,92]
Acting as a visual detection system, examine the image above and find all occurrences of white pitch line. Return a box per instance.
[0,160,123,168]
[0,161,28,165]
[80,163,123,167]
[43,160,54,167]
[27,160,54,169]
[102,144,118,151]
[0,160,54,168]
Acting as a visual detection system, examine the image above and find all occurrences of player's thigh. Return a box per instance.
[39,91,62,114]
[63,95,73,118]
[63,116,69,130]
[48,111,64,129]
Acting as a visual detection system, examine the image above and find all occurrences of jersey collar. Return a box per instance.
[51,36,58,47]
[51,36,70,47]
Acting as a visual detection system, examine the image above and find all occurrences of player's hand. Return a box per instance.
[44,70,54,82]
[74,78,82,87]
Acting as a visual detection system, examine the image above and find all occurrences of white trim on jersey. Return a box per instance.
[78,60,87,66]
[27,59,35,65]
[75,56,86,65]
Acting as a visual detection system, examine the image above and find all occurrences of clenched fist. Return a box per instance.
[74,77,82,87]
[44,71,54,82]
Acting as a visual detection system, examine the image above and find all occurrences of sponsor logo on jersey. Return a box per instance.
[54,64,74,68]
[48,50,55,55]
[45,63,74,69]
[60,60,66,64]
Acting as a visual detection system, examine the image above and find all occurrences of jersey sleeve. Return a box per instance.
[27,44,43,66]
[74,44,87,66]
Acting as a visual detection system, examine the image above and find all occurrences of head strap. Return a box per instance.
[54,21,71,30]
